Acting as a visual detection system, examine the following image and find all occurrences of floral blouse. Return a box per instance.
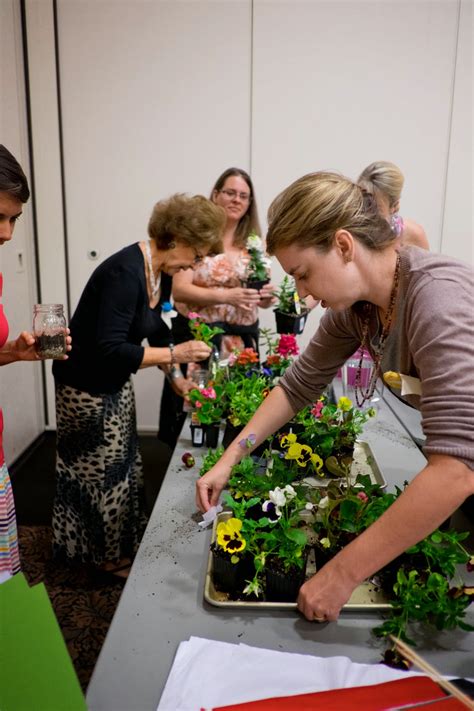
[176,251,259,326]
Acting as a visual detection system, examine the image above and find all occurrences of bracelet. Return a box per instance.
[169,342,176,365]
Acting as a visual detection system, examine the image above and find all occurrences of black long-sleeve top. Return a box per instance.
[53,243,172,395]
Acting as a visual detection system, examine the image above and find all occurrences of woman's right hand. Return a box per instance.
[226,287,261,311]
[196,461,232,512]
[174,340,211,363]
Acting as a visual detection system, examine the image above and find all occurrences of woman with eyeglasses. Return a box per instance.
[52,194,225,578]
[158,168,275,448]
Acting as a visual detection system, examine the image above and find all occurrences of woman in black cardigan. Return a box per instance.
[52,194,224,576]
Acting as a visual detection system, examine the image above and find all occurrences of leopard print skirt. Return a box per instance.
[52,379,148,565]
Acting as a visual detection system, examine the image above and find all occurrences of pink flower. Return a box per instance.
[228,352,237,366]
[188,311,201,320]
[201,387,216,400]
[311,401,324,418]
[195,401,202,408]
[276,334,299,358]
[357,492,369,503]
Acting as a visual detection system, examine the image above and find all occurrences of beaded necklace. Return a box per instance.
[144,239,161,299]
[354,252,401,407]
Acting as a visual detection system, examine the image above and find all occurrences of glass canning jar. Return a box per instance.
[33,304,67,359]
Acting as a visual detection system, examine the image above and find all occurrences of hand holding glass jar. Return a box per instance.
[33,304,68,359]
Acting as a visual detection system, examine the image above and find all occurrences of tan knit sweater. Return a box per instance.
[279,246,474,470]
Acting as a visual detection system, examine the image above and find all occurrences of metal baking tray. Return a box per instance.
[301,440,386,489]
[204,512,391,611]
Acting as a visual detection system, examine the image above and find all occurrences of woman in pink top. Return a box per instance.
[158,168,275,447]
[0,145,70,581]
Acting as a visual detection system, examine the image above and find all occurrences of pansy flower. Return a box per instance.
[216,518,246,555]
[337,396,353,412]
[285,442,313,467]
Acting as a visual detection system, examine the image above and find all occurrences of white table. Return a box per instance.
[87,401,474,711]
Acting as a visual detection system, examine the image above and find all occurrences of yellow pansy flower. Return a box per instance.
[337,396,352,412]
[285,442,313,467]
[216,517,246,554]
[280,432,297,448]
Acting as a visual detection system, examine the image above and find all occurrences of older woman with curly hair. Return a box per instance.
[53,193,225,577]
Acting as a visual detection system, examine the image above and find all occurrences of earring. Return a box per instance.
[344,254,351,263]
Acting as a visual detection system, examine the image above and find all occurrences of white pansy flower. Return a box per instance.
[318,496,329,509]
[283,484,297,501]
[269,487,287,508]
[305,502,315,510]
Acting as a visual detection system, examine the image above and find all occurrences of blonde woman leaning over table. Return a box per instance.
[158,168,275,448]
[196,171,473,624]
[358,160,429,250]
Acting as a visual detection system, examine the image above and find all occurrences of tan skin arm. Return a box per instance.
[172,269,267,312]
[0,329,72,365]
[297,454,474,621]
[139,340,211,369]
[195,385,296,511]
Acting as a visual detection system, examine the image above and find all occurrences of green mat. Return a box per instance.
[0,573,86,711]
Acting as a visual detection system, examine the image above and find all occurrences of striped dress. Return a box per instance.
[0,273,21,581]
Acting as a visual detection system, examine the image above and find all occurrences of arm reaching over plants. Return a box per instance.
[195,385,296,512]
[297,453,474,622]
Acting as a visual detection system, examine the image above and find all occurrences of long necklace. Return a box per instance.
[354,252,401,407]
[144,240,161,298]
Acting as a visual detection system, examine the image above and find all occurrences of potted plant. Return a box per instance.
[273,276,309,334]
[188,384,226,448]
[260,329,300,381]
[306,474,474,666]
[222,373,270,452]
[243,232,271,290]
[208,442,474,664]
[294,395,377,477]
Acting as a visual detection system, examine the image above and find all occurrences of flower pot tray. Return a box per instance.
[204,512,391,611]
[302,441,387,489]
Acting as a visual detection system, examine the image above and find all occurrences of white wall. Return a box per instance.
[5,0,472,441]
[1,0,44,463]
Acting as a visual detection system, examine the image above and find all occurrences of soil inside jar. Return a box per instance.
[35,333,67,359]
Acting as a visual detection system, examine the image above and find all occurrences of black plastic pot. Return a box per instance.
[211,548,253,594]
[274,309,309,335]
[205,424,220,448]
[190,423,205,447]
[244,278,270,291]
[265,559,307,602]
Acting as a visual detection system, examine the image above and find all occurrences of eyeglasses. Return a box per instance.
[219,188,252,203]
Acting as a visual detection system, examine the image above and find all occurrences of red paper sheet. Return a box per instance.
[207,676,467,711]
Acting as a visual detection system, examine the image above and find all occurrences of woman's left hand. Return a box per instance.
[171,376,194,398]
[297,557,356,623]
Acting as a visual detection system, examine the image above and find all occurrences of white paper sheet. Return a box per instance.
[157,636,424,711]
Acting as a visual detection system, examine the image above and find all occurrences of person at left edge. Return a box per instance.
[0,144,71,583]
[52,193,225,577]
